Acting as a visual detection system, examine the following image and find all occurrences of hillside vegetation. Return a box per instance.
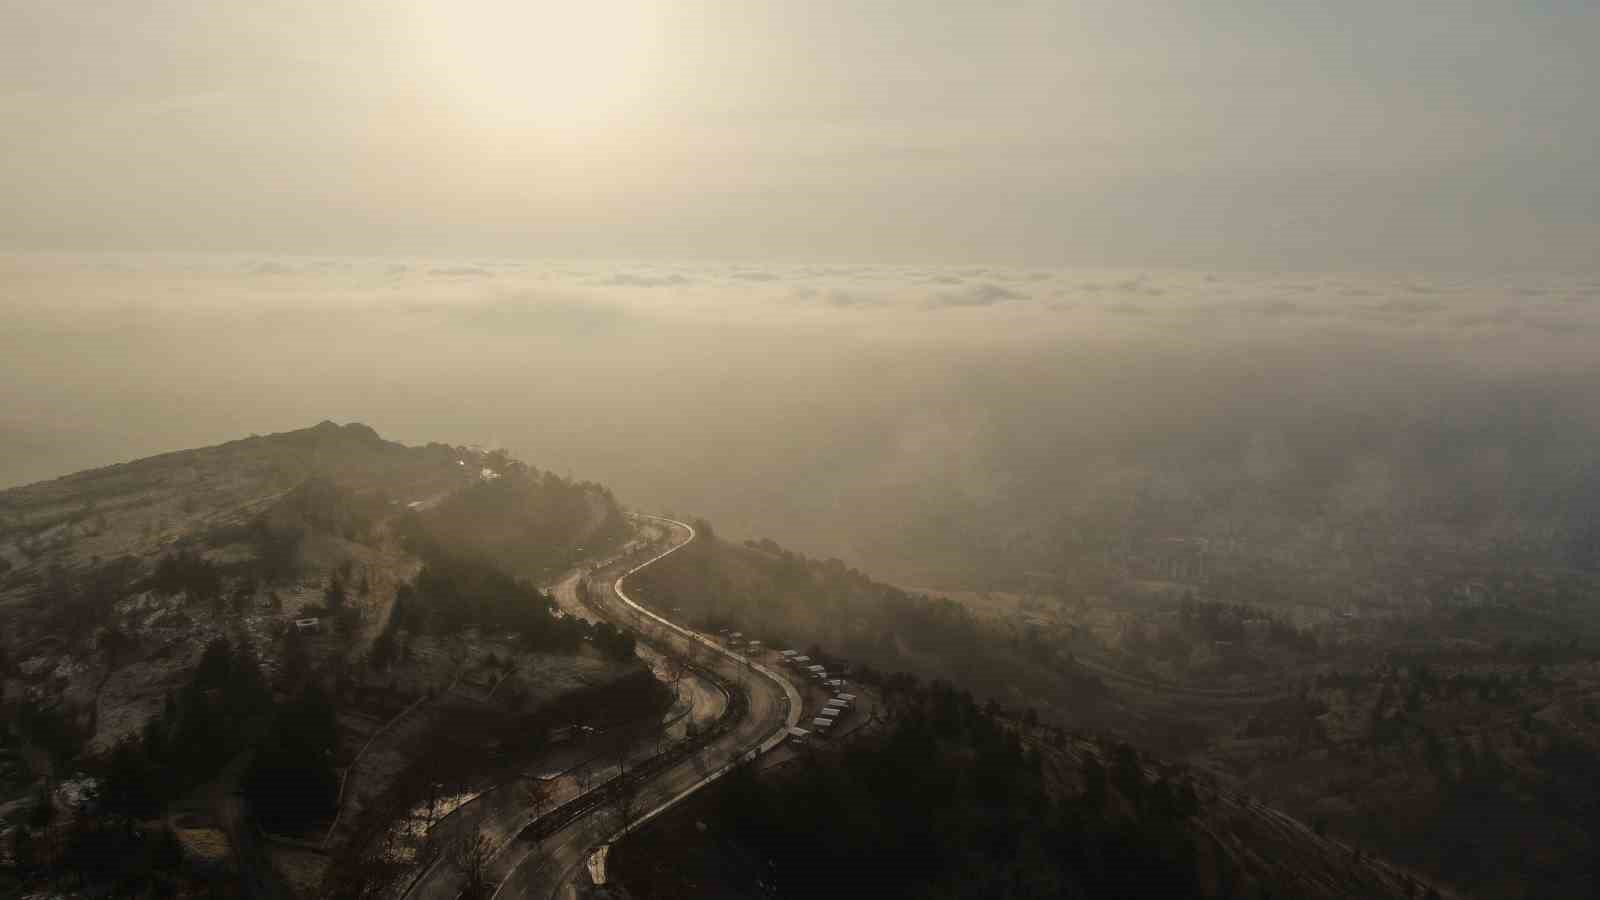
[0,423,641,898]
[616,677,1450,900]
[627,524,1600,898]
[628,527,1112,725]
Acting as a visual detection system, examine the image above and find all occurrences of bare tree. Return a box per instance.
[610,769,645,837]
[422,778,446,830]
[663,651,690,703]
[684,634,707,667]
[603,723,637,782]
[522,775,552,824]
[449,828,496,900]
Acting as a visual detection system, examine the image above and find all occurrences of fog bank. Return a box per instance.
[6,253,1600,584]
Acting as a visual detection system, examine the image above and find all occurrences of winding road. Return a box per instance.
[483,514,800,899]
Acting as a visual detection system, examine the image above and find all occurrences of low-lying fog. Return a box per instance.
[6,252,1600,585]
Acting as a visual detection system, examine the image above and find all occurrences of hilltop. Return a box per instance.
[0,423,645,897]
[0,420,624,582]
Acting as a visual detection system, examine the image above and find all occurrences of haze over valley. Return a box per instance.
[8,254,1600,592]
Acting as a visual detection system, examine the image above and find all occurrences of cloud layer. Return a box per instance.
[5,252,1600,582]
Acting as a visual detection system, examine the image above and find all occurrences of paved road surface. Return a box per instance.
[492,515,800,899]
[404,556,731,900]
[548,569,727,743]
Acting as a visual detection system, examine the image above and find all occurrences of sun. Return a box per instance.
[411,0,664,137]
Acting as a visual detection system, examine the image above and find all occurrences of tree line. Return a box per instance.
[622,677,1206,899]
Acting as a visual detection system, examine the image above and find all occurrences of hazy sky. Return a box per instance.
[2,1,1596,271]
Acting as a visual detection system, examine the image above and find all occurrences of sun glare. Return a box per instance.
[412,0,664,137]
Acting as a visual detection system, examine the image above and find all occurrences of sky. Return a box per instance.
[2,0,1597,272]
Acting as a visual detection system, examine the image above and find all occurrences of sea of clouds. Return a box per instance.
[5,252,1599,579]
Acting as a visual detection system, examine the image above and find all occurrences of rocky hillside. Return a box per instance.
[2,421,452,579]
[0,422,640,898]
[0,419,626,643]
